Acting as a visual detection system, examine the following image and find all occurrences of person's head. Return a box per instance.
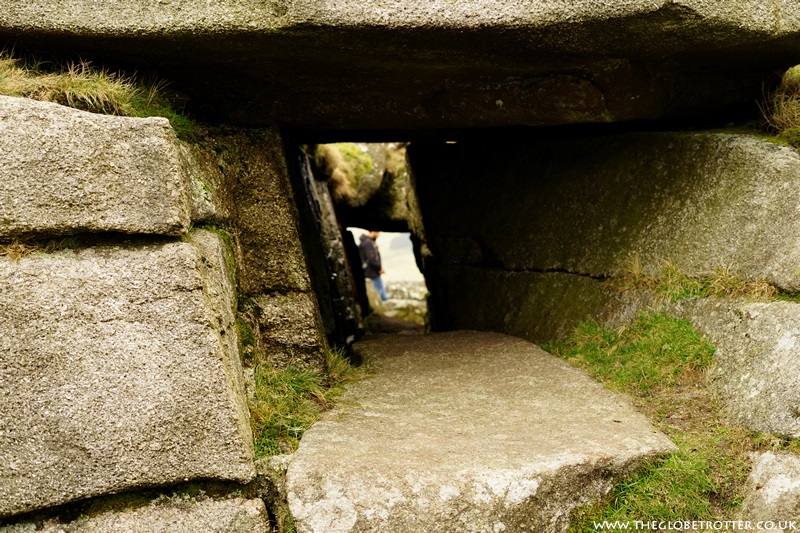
[367,230,380,240]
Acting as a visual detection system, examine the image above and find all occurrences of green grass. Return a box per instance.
[251,364,329,456]
[594,439,716,520]
[545,312,715,392]
[759,64,800,149]
[249,347,368,457]
[0,51,199,141]
[546,313,768,529]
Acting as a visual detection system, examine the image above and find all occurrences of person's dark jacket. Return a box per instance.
[358,234,382,279]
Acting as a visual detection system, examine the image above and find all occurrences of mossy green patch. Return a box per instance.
[545,311,715,392]
[328,142,373,180]
[194,224,237,281]
[777,127,800,149]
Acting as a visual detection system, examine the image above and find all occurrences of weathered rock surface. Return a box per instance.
[426,267,652,343]
[5,0,797,40]
[253,291,327,371]
[333,143,412,232]
[181,143,230,225]
[286,331,675,532]
[0,96,192,239]
[738,452,800,526]
[0,230,254,518]
[385,280,427,302]
[671,299,800,438]
[291,148,363,348]
[1,2,796,128]
[2,497,269,533]
[367,282,428,327]
[413,133,800,298]
[224,130,312,296]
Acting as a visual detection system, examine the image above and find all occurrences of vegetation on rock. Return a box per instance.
[615,256,778,302]
[547,312,800,529]
[0,51,198,141]
[762,65,800,148]
[248,346,367,457]
[0,237,82,259]
[548,312,714,392]
[312,143,375,203]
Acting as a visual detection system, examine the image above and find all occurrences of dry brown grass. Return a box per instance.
[762,65,800,147]
[0,238,81,260]
[0,53,140,115]
[0,51,199,140]
[615,256,778,302]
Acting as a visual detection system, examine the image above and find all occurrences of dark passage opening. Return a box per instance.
[284,140,429,347]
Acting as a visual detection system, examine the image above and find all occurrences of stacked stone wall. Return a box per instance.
[0,95,325,530]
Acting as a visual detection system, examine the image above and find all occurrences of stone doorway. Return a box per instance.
[285,141,430,346]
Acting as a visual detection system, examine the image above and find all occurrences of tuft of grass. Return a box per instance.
[249,347,368,457]
[597,439,716,521]
[761,65,800,148]
[0,51,198,141]
[705,265,777,300]
[655,262,706,301]
[0,54,138,115]
[546,311,715,392]
[326,346,369,389]
[616,257,778,302]
[250,364,329,456]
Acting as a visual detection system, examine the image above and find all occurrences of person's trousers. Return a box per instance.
[371,276,389,301]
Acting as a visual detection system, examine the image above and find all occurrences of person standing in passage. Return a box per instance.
[358,230,389,301]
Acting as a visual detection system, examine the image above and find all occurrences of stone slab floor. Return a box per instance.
[286,331,675,533]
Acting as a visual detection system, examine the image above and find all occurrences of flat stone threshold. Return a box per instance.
[286,331,675,533]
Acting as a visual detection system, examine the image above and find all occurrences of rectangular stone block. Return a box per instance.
[0,230,254,518]
[2,497,270,533]
[254,291,327,371]
[288,332,675,532]
[0,95,191,239]
[225,130,312,295]
[671,298,800,438]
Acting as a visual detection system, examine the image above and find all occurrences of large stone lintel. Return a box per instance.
[1,3,796,128]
